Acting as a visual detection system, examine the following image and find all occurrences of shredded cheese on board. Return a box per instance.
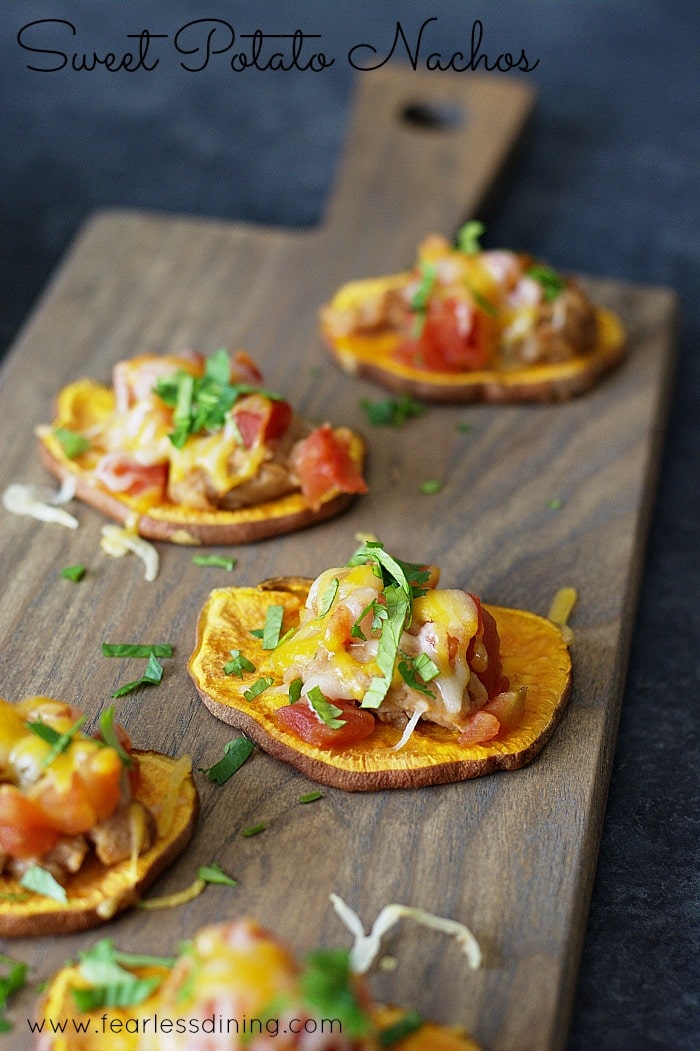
[2,478,79,528]
[329,893,482,973]
[100,520,159,581]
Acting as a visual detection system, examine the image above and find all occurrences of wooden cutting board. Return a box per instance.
[0,66,678,1050]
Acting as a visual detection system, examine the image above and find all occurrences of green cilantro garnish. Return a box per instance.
[192,554,237,571]
[26,714,86,768]
[298,790,324,804]
[53,427,90,459]
[111,652,164,698]
[299,949,371,1039]
[0,953,28,1033]
[410,261,437,312]
[261,605,285,649]
[224,650,256,677]
[456,421,472,433]
[360,394,425,427]
[526,264,565,302]
[102,643,173,658]
[153,349,284,449]
[319,578,339,617]
[288,678,303,704]
[307,686,346,729]
[19,865,67,903]
[346,542,432,711]
[199,737,255,785]
[420,479,443,494]
[243,676,274,702]
[197,862,238,887]
[398,653,439,698]
[378,1010,424,1047]
[241,822,267,838]
[98,706,134,768]
[548,497,564,510]
[72,939,173,1012]
[60,563,86,582]
[457,219,485,254]
[469,287,498,316]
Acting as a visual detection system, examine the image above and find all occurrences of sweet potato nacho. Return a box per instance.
[35,916,481,1050]
[37,348,367,544]
[0,698,197,936]
[320,223,626,402]
[189,541,572,789]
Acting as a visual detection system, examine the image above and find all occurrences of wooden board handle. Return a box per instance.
[319,65,535,260]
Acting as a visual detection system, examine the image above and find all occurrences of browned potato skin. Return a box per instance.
[38,440,363,545]
[0,750,198,937]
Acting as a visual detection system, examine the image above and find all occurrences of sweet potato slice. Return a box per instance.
[0,750,198,937]
[188,581,572,791]
[36,929,481,1051]
[321,273,626,403]
[37,379,366,545]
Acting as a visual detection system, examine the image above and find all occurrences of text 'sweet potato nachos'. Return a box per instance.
[0,698,198,936]
[320,224,626,403]
[188,542,573,790]
[36,348,367,544]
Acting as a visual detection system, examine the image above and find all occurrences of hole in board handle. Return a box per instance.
[400,100,466,131]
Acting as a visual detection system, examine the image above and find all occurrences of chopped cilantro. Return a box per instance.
[527,264,565,302]
[319,578,339,616]
[224,650,256,677]
[307,686,346,728]
[409,261,437,312]
[19,865,67,903]
[456,421,472,433]
[398,655,439,698]
[261,605,285,649]
[243,676,274,702]
[298,790,324,804]
[378,1011,424,1047]
[241,822,267,838]
[60,563,86,582]
[102,643,173,658]
[192,554,237,571]
[111,652,164,698]
[288,677,303,704]
[0,953,28,1033]
[53,427,90,459]
[469,287,498,316]
[300,949,371,1039]
[360,394,425,427]
[98,706,134,768]
[26,715,86,768]
[457,219,485,254]
[197,862,238,887]
[153,349,285,448]
[420,479,443,494]
[199,737,255,785]
[548,497,564,510]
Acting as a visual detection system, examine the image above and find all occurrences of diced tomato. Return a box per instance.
[275,697,375,749]
[0,786,60,860]
[232,394,292,449]
[95,453,168,498]
[292,425,368,510]
[395,296,496,372]
[482,687,526,732]
[466,597,509,698]
[230,350,264,385]
[457,710,500,746]
[34,747,124,834]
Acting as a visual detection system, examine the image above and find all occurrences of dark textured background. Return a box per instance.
[1,3,698,1048]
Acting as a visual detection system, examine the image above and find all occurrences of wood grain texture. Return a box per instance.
[0,66,677,1050]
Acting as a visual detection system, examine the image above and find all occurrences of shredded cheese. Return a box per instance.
[329,893,482,973]
[2,478,79,528]
[139,876,206,911]
[100,517,159,581]
[547,586,577,644]
[391,704,428,752]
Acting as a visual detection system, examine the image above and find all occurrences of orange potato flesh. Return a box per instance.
[37,380,366,544]
[0,750,198,937]
[188,582,572,790]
